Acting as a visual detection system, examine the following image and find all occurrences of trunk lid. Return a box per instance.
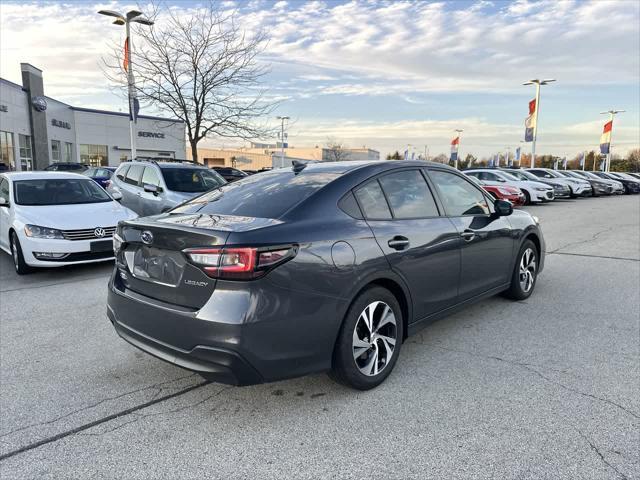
[117,213,232,309]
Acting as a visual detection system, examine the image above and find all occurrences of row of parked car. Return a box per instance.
[464,167,640,205]
[2,159,639,276]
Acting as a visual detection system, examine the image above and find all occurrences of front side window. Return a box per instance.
[354,180,392,220]
[0,131,14,170]
[160,167,225,193]
[141,166,162,187]
[14,178,112,206]
[429,170,490,216]
[378,170,438,219]
[18,135,33,171]
[51,140,61,162]
[79,144,108,167]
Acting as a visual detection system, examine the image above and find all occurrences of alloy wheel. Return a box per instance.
[352,301,397,376]
[519,248,537,293]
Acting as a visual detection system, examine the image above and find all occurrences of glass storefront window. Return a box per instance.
[79,144,108,167]
[19,134,33,171]
[64,142,73,162]
[0,131,15,170]
[51,140,61,162]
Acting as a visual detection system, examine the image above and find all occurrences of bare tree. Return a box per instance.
[103,2,276,162]
[324,137,350,162]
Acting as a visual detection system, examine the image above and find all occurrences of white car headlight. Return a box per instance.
[113,232,124,253]
[534,187,548,191]
[24,224,64,240]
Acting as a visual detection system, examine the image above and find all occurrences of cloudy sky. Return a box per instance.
[1,0,639,158]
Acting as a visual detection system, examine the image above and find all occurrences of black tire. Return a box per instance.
[523,190,531,205]
[569,187,578,198]
[10,231,33,275]
[504,240,538,300]
[329,286,403,390]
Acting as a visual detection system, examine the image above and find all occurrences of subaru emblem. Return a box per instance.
[140,230,154,245]
[94,227,106,238]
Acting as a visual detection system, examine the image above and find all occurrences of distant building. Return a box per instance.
[0,63,185,170]
[193,145,380,170]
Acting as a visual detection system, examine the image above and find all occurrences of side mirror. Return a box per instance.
[0,196,8,207]
[494,199,513,216]
[111,191,123,201]
[143,183,161,195]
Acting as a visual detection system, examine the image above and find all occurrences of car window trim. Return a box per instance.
[351,167,443,222]
[425,167,495,218]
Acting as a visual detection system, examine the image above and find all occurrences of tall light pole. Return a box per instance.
[454,129,463,169]
[276,116,289,168]
[98,9,154,161]
[600,110,625,172]
[523,78,555,168]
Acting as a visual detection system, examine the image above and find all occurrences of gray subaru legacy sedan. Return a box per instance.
[107,160,545,390]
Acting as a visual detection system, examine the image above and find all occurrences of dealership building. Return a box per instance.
[0,63,186,171]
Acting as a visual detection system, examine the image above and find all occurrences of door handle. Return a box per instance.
[460,229,475,242]
[388,236,410,251]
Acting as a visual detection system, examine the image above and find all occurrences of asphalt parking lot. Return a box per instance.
[1,195,638,480]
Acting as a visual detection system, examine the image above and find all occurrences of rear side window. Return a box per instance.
[429,170,490,216]
[125,165,144,185]
[161,168,225,193]
[378,170,438,219]
[116,164,130,180]
[171,171,341,219]
[354,180,392,220]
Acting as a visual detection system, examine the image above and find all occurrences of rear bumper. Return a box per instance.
[108,308,263,385]
[107,270,348,385]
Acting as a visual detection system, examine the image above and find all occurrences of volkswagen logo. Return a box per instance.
[94,227,106,238]
[140,230,154,245]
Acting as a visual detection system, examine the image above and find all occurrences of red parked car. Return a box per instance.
[466,175,525,206]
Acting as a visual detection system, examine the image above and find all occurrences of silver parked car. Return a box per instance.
[107,161,226,216]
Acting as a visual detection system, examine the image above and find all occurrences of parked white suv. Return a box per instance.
[464,169,554,204]
[526,168,592,198]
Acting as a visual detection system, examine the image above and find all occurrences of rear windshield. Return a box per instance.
[170,171,341,218]
[161,167,225,192]
[14,178,112,206]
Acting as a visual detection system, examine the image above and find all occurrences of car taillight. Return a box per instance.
[185,246,297,280]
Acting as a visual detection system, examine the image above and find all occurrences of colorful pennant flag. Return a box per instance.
[403,149,409,161]
[123,38,130,72]
[450,136,459,162]
[600,120,612,154]
[579,152,585,167]
[515,146,521,162]
[562,157,567,169]
[524,98,537,142]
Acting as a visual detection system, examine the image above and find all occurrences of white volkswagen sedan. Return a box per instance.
[0,172,137,274]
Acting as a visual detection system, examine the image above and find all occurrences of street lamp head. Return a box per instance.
[113,19,125,25]
[98,9,125,23]
[126,10,143,20]
[131,17,154,26]
[540,79,556,85]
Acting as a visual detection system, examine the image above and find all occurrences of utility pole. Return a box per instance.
[600,110,625,172]
[523,79,555,168]
[276,116,289,168]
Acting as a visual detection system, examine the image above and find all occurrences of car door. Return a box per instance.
[121,164,145,214]
[427,168,515,301]
[354,168,461,320]
[138,166,166,216]
[0,177,11,251]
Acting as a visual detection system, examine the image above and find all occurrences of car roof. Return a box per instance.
[125,161,208,169]
[274,160,454,175]
[1,172,89,181]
